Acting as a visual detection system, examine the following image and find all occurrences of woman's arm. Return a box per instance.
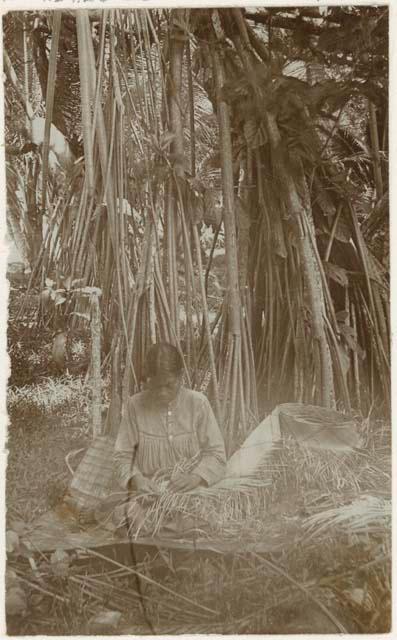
[168,394,226,492]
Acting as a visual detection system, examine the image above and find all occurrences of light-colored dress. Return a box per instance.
[114,387,226,488]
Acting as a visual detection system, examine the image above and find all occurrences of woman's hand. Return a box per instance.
[168,473,203,493]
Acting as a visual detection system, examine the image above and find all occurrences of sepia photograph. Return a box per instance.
[3,1,391,635]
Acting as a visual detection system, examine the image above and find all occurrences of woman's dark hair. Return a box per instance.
[144,343,183,379]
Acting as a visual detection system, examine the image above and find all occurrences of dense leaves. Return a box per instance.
[4,6,389,435]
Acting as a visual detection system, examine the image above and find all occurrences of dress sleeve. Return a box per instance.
[114,397,142,489]
[193,396,226,486]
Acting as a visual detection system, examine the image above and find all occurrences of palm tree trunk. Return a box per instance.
[230,8,335,408]
[265,112,335,407]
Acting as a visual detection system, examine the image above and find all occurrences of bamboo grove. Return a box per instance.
[4,8,389,449]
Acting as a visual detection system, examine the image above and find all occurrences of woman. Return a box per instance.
[114,342,226,494]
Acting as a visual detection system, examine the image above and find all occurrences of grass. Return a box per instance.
[5,371,392,635]
[6,377,92,524]
[117,428,390,544]
[7,375,91,419]
[7,532,390,635]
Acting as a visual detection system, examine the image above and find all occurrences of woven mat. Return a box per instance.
[22,507,289,555]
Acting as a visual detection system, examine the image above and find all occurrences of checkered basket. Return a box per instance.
[67,435,117,512]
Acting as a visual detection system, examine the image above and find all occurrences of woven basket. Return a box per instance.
[279,403,360,450]
[69,435,117,511]
[221,403,359,481]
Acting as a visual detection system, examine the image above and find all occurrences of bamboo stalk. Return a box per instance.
[76,11,96,198]
[348,201,388,370]
[324,202,343,262]
[149,278,157,343]
[186,37,196,176]
[220,331,233,425]
[323,315,351,412]
[165,10,188,342]
[23,16,31,132]
[229,336,240,445]
[41,11,62,213]
[16,575,67,604]
[90,10,108,141]
[83,204,104,284]
[193,224,222,422]
[121,222,154,401]
[90,290,102,437]
[184,242,193,372]
[83,11,117,250]
[250,553,348,633]
[118,116,129,305]
[110,12,125,114]
[165,185,178,335]
[84,21,134,375]
[240,305,251,417]
[237,333,247,434]
[70,184,88,276]
[204,221,222,299]
[211,43,241,338]
[243,295,259,417]
[209,27,245,438]
[350,300,361,410]
[79,547,219,616]
[368,101,383,199]
[155,275,192,385]
[373,284,389,361]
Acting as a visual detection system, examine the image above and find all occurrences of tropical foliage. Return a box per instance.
[4,7,389,450]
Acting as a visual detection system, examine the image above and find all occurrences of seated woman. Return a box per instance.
[114,342,226,495]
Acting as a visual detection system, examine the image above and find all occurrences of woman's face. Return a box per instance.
[147,372,182,406]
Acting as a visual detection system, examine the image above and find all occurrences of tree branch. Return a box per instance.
[244,11,331,36]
